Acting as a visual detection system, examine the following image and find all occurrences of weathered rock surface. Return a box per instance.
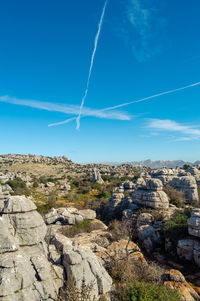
[92,168,104,184]
[132,178,169,209]
[163,269,199,301]
[188,209,200,238]
[0,196,61,301]
[49,226,113,300]
[109,186,125,215]
[177,239,200,267]
[168,177,199,204]
[63,246,112,299]
[44,207,96,225]
[150,168,199,204]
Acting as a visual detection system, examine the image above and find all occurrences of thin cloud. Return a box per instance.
[0,95,131,121]
[124,0,165,61]
[146,119,200,140]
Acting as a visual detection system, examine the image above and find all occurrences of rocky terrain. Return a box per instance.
[0,154,200,300]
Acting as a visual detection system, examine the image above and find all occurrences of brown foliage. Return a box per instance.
[164,186,186,208]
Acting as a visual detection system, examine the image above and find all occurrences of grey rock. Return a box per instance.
[79,209,96,220]
[188,209,200,238]
[0,196,36,213]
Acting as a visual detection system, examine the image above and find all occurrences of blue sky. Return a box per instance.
[0,0,200,163]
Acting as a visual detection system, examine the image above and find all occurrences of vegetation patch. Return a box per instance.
[163,211,191,248]
[112,281,181,301]
[6,177,30,196]
[164,186,186,208]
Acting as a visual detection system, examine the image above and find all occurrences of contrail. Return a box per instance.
[76,0,108,130]
[101,80,200,111]
[49,80,200,127]
[48,117,77,127]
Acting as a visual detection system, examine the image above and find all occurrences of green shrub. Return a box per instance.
[163,211,190,247]
[36,203,53,214]
[6,177,30,196]
[72,180,80,188]
[97,191,111,199]
[91,183,102,190]
[112,281,181,301]
[61,219,96,237]
[32,180,39,188]
[7,177,26,190]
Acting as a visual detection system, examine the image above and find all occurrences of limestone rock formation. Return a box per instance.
[49,226,113,300]
[150,168,199,204]
[168,176,199,204]
[109,186,125,213]
[0,196,62,301]
[92,168,104,184]
[132,178,169,209]
[0,184,12,201]
[63,246,112,299]
[44,207,96,225]
[188,209,200,238]
[163,269,199,301]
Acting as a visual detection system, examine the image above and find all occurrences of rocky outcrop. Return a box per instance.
[168,176,199,204]
[163,269,199,301]
[177,239,200,267]
[92,168,104,184]
[109,186,125,214]
[150,168,199,204]
[63,246,112,299]
[49,226,113,300]
[44,207,96,225]
[132,178,169,209]
[188,209,200,238]
[177,209,200,268]
[0,196,62,301]
[0,184,12,201]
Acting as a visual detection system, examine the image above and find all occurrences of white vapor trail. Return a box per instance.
[0,95,131,121]
[76,0,108,130]
[49,80,200,127]
[48,117,77,127]
[101,80,200,111]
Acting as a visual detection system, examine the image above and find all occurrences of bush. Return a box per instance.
[72,180,80,188]
[7,177,26,190]
[91,183,102,191]
[61,219,93,237]
[108,250,180,301]
[58,281,94,301]
[163,211,190,247]
[6,177,30,196]
[112,281,181,301]
[164,186,186,208]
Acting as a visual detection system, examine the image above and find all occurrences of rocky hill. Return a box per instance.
[0,154,200,300]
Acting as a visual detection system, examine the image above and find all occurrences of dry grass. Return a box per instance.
[164,186,186,208]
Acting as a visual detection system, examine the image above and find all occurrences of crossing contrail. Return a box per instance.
[48,80,200,127]
[76,0,108,130]
[100,80,200,112]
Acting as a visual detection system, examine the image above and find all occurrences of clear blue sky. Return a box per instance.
[0,0,200,163]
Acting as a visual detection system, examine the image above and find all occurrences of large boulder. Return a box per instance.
[188,209,200,238]
[0,196,62,301]
[177,239,200,267]
[92,168,104,184]
[132,178,169,209]
[163,269,199,301]
[44,207,96,225]
[63,246,112,299]
[49,226,113,300]
[168,176,199,204]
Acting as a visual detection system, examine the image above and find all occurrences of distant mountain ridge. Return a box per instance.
[128,159,200,168]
